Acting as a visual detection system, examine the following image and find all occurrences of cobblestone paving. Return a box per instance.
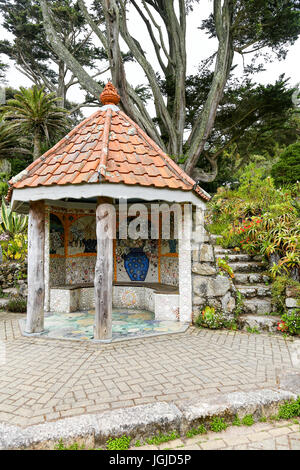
[133,420,300,450]
[0,312,299,428]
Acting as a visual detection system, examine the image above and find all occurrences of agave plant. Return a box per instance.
[0,198,28,236]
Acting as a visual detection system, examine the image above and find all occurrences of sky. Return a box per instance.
[0,1,299,116]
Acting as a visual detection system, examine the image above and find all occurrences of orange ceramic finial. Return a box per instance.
[100,82,120,106]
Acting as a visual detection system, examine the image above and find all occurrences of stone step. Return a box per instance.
[216,253,253,262]
[214,246,232,254]
[234,273,271,285]
[210,235,223,246]
[228,261,268,273]
[235,284,272,298]
[243,298,273,315]
[238,314,280,333]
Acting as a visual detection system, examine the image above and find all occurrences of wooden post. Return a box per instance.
[25,201,45,334]
[94,198,114,341]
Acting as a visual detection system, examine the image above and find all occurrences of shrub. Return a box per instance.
[7,295,27,313]
[195,306,226,330]
[271,276,300,313]
[207,165,300,279]
[271,142,300,186]
[277,397,300,419]
[278,310,300,336]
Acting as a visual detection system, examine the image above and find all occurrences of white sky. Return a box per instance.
[1,1,299,116]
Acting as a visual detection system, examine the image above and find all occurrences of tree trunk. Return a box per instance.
[25,201,45,334]
[33,129,41,160]
[184,0,234,177]
[94,197,114,341]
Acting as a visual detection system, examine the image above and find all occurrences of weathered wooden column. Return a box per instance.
[25,201,45,334]
[94,197,114,341]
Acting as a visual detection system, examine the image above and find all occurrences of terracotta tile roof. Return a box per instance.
[8,83,210,202]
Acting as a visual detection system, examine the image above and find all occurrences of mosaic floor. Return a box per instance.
[33,309,187,341]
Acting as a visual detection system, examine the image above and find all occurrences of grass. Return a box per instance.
[146,431,180,446]
[210,417,228,432]
[106,435,131,450]
[186,424,207,438]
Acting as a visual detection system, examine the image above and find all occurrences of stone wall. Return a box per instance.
[285,286,300,312]
[191,209,236,321]
[0,261,27,290]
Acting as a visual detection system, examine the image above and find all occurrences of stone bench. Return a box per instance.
[50,282,180,322]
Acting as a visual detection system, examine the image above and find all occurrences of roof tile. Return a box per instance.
[9,90,210,201]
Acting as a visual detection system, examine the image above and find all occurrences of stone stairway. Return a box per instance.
[214,245,281,333]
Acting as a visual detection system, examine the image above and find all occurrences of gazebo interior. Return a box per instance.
[43,197,187,341]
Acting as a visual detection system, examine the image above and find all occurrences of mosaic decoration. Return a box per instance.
[161,239,178,255]
[124,248,149,281]
[50,258,66,286]
[68,216,97,255]
[65,257,96,284]
[50,214,64,255]
[40,309,187,341]
[116,238,158,283]
[160,257,179,286]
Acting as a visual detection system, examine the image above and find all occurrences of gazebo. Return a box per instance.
[8,83,210,342]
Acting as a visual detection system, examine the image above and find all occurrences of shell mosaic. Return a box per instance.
[41,309,186,341]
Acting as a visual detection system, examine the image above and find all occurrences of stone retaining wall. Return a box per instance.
[0,261,27,290]
[191,210,236,321]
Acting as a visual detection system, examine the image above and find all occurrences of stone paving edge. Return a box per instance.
[0,388,297,450]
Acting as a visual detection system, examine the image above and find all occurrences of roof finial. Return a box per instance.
[100,82,120,106]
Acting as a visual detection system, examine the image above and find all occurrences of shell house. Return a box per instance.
[8,83,210,342]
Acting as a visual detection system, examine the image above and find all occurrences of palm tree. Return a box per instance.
[2,86,70,160]
[0,118,30,159]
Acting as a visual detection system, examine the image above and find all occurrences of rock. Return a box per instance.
[199,244,214,263]
[193,275,231,298]
[221,292,236,313]
[286,298,299,308]
[286,286,299,298]
[192,295,206,306]
[239,314,280,333]
[192,263,217,276]
[243,298,273,314]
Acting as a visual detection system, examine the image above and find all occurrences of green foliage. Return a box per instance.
[2,85,70,159]
[217,258,235,279]
[278,310,300,336]
[210,417,228,432]
[195,306,226,330]
[232,415,241,426]
[246,327,260,334]
[208,165,300,279]
[7,295,27,313]
[271,276,300,313]
[271,142,300,186]
[241,415,254,426]
[234,290,244,319]
[277,397,300,420]
[0,198,28,235]
[146,431,180,446]
[106,435,131,451]
[55,439,86,450]
[186,425,207,438]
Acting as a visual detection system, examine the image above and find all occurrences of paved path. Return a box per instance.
[0,312,299,428]
[132,419,300,450]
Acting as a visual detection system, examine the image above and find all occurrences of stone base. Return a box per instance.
[50,283,181,322]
